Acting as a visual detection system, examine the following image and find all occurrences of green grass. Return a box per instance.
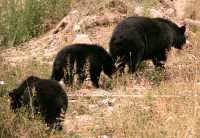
[0,0,71,46]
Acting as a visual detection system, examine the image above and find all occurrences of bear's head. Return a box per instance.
[103,56,116,78]
[174,25,186,49]
[9,89,22,111]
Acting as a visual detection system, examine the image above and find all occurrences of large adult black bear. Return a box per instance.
[51,43,116,88]
[109,16,186,73]
[9,76,68,130]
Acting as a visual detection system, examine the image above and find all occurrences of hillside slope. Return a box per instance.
[1,0,195,66]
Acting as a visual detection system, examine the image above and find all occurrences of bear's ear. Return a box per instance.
[9,92,14,98]
[180,26,186,34]
[8,89,17,98]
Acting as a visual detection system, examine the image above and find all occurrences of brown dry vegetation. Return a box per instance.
[0,0,200,138]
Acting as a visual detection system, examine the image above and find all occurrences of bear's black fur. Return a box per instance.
[109,16,186,73]
[9,76,68,130]
[51,43,116,88]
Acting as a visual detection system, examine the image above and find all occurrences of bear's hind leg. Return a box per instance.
[76,59,86,84]
[89,65,101,88]
[64,56,75,85]
[116,56,127,74]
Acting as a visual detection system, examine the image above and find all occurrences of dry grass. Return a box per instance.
[1,33,200,137]
[0,0,200,137]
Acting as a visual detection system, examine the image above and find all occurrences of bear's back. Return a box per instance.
[56,43,109,61]
[34,79,66,96]
[112,16,175,40]
[34,79,68,110]
[110,16,177,52]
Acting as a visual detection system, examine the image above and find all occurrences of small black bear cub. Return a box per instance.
[9,76,68,130]
[51,43,116,88]
[109,16,186,73]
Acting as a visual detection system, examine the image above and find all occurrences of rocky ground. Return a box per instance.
[1,0,195,66]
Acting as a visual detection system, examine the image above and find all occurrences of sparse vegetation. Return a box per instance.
[147,67,166,85]
[140,0,158,16]
[0,0,71,46]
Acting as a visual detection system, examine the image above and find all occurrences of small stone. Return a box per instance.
[166,116,174,122]
[165,8,175,16]
[134,6,144,16]
[72,34,92,44]
[0,81,5,85]
[73,24,81,32]
[150,8,163,18]
[100,135,110,138]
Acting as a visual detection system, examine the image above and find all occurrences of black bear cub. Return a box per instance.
[9,76,68,130]
[51,43,116,88]
[109,16,187,73]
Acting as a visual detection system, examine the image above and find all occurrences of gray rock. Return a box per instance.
[150,8,163,18]
[72,34,92,44]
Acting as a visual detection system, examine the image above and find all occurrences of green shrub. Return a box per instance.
[42,0,70,21]
[0,96,48,138]
[148,67,166,85]
[0,0,70,46]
